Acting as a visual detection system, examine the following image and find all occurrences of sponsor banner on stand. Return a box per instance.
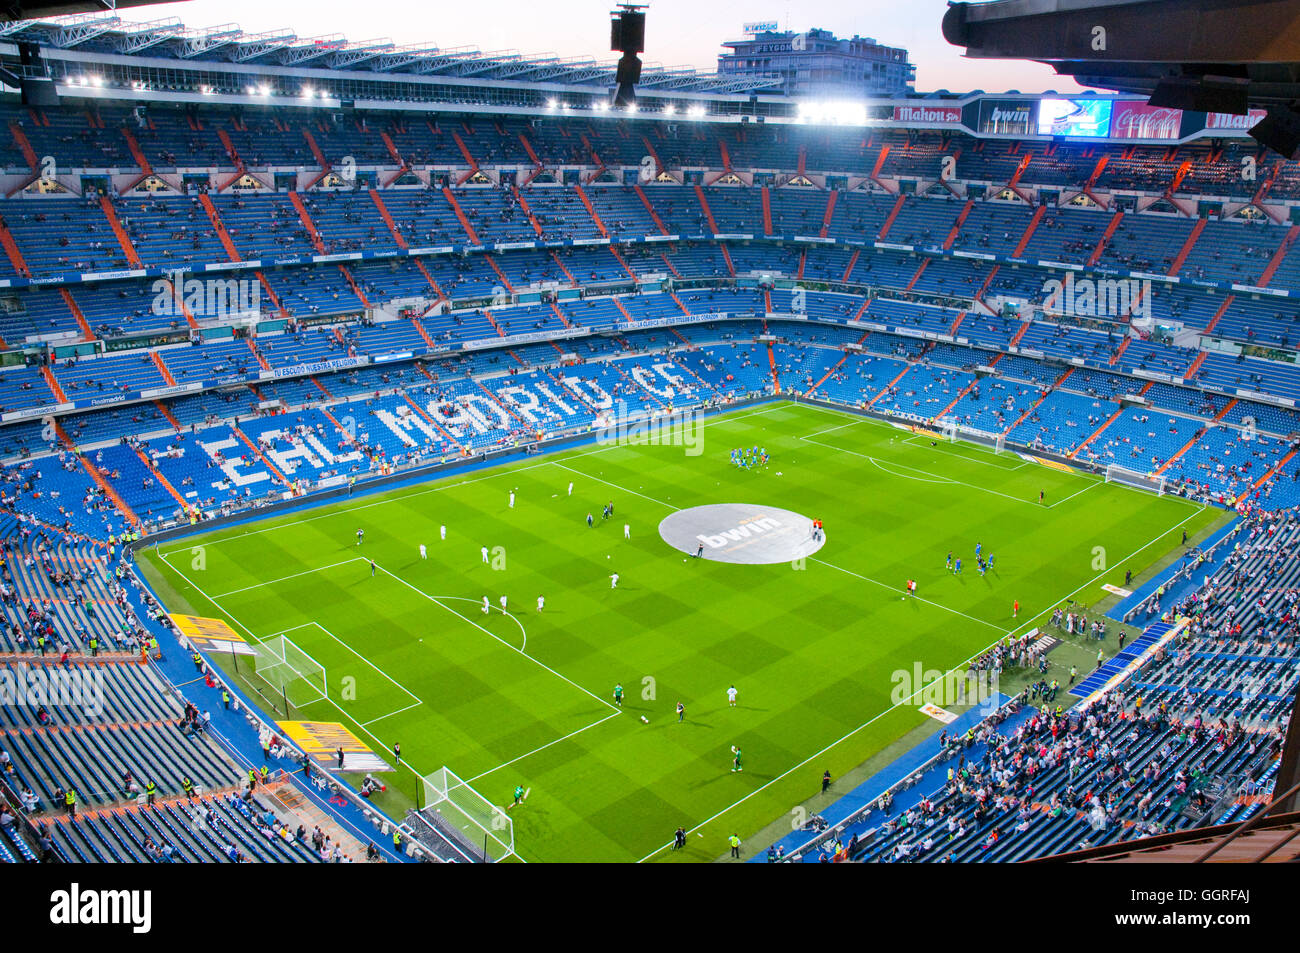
[976,99,1036,135]
[893,104,962,124]
[620,311,730,331]
[140,382,205,400]
[1110,101,1183,140]
[278,721,392,772]
[1204,108,1267,132]
[265,355,370,379]
[919,703,958,724]
[171,614,257,656]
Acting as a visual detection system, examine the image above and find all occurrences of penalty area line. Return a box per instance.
[156,549,606,856]
[464,710,622,785]
[374,562,621,716]
[210,556,367,597]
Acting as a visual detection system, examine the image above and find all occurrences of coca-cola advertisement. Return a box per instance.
[1111,102,1184,140]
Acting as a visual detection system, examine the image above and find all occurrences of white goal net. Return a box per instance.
[253,634,327,710]
[420,767,516,862]
[1104,463,1167,496]
[937,417,1005,454]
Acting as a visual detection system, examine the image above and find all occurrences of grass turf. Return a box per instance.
[138,400,1221,862]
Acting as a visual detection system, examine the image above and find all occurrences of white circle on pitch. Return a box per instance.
[659,503,826,564]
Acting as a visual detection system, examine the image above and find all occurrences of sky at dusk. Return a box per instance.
[132,0,1084,95]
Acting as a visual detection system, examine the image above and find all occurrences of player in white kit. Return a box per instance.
[440,525,446,541]
[567,482,573,496]
[419,544,427,559]
[623,524,630,539]
[610,573,619,589]
[482,596,490,614]
[727,685,738,707]
[499,595,508,611]
[509,491,515,508]
[536,596,544,612]
[481,546,489,563]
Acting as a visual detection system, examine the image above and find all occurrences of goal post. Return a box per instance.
[253,634,327,712]
[936,416,1005,455]
[420,767,516,862]
[1104,463,1167,497]
[956,426,1005,455]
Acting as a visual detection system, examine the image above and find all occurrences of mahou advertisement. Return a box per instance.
[1111,102,1183,140]
[1205,108,1267,131]
[893,104,962,124]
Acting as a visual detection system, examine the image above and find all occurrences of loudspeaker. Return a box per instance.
[16,41,43,69]
[614,54,642,86]
[14,40,57,107]
[20,78,59,108]
[610,11,645,54]
[609,8,645,108]
[1251,107,1300,160]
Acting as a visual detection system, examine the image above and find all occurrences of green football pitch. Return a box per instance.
[139,400,1220,862]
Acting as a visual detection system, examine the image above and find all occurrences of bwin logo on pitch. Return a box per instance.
[697,516,783,548]
[49,883,152,934]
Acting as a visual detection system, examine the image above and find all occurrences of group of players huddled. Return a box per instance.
[944,541,997,577]
[730,446,769,469]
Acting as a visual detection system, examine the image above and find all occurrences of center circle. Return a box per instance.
[658,503,827,565]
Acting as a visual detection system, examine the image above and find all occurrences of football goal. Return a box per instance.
[253,634,327,714]
[420,767,517,862]
[937,417,1005,455]
[1104,463,1167,497]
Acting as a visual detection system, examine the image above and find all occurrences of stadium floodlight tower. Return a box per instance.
[609,3,646,109]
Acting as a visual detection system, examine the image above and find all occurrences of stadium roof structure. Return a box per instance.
[0,0,169,24]
[0,12,785,94]
[943,0,1300,110]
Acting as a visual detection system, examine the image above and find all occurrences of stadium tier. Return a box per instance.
[0,21,1299,876]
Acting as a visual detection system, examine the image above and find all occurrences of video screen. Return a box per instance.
[1037,97,1113,137]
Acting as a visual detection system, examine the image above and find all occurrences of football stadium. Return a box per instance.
[0,0,1299,900]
